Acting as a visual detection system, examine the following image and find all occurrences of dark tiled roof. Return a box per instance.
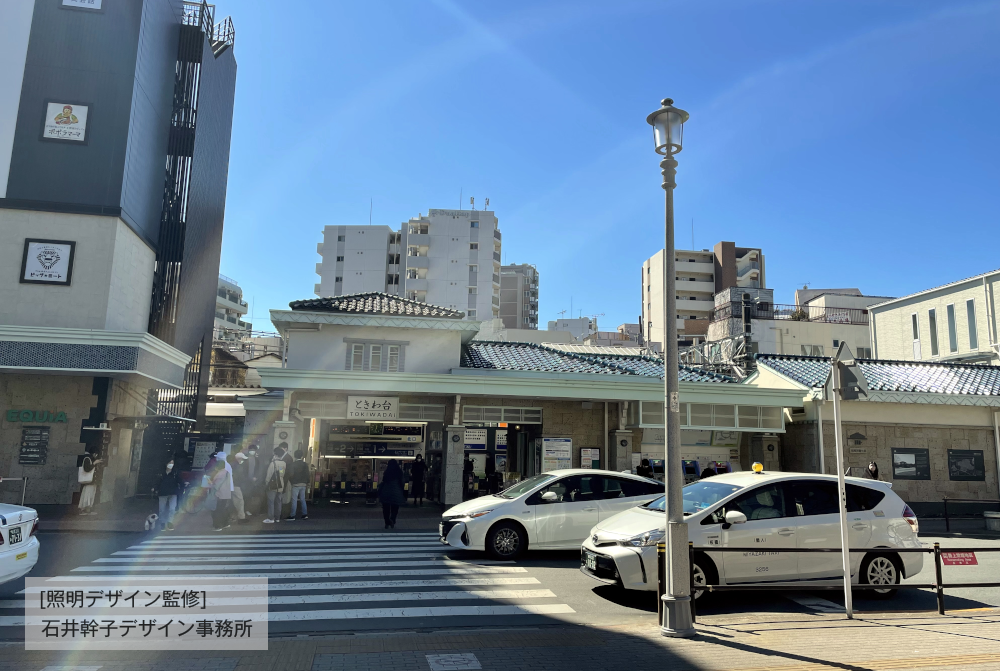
[289,292,464,319]
[463,341,734,382]
[757,354,1000,396]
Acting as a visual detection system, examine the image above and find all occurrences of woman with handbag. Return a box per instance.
[77,448,102,516]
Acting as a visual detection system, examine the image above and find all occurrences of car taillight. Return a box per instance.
[902,504,919,534]
[30,519,38,537]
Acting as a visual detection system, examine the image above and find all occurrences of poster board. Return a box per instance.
[579,448,600,470]
[542,438,572,471]
[948,450,985,481]
[192,442,218,470]
[891,447,931,480]
[464,428,487,450]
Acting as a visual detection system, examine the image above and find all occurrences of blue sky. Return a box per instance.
[214,0,1000,332]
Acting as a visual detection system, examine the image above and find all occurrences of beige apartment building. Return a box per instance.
[869,269,1000,365]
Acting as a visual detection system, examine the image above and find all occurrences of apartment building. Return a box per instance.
[315,209,501,320]
[0,0,238,503]
[547,317,597,342]
[499,263,539,329]
[869,269,1000,364]
[642,241,764,350]
[215,274,250,337]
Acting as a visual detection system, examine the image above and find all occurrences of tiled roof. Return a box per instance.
[868,268,1000,309]
[462,341,734,382]
[756,354,1000,396]
[289,292,464,319]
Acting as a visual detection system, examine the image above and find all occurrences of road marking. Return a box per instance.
[427,653,481,670]
[39,667,104,671]
[73,559,507,572]
[140,533,439,542]
[265,603,575,621]
[117,543,447,554]
[786,595,845,613]
[214,589,556,606]
[43,566,530,581]
[95,551,452,563]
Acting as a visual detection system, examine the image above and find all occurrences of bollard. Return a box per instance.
[657,541,666,621]
[944,498,950,533]
[688,541,697,624]
[933,542,945,615]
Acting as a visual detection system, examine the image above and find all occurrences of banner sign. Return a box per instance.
[941,551,978,566]
[347,396,398,420]
[42,102,89,143]
[325,443,415,457]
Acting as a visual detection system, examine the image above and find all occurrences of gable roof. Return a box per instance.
[289,292,465,319]
[756,354,1000,396]
[868,268,1000,309]
[462,341,734,383]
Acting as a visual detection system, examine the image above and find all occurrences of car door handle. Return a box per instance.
[583,507,597,512]
[777,528,795,536]
[852,523,868,530]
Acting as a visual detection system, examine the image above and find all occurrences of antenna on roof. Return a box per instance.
[470,196,475,210]
[459,187,463,210]
[485,197,490,209]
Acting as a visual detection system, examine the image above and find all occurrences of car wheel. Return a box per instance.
[486,521,526,560]
[860,553,901,598]
[692,553,718,600]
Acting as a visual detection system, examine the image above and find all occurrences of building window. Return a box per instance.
[369,344,382,371]
[857,346,872,358]
[468,286,477,294]
[335,276,343,283]
[468,309,477,318]
[471,221,479,228]
[832,339,840,348]
[946,304,958,353]
[928,309,939,356]
[801,345,824,356]
[337,235,345,242]
[523,317,529,324]
[387,345,400,372]
[911,313,920,359]
[350,344,364,370]
[387,274,399,285]
[336,256,344,262]
[967,299,979,349]
[469,264,477,273]
[470,243,479,251]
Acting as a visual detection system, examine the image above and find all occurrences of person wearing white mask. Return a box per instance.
[154,458,181,531]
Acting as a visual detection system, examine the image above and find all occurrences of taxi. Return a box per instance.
[581,468,922,598]
[0,504,39,584]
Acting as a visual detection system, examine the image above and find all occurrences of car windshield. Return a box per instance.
[643,481,746,514]
[495,474,556,499]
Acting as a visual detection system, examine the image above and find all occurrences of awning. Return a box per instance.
[206,402,246,417]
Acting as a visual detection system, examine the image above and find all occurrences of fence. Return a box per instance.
[655,541,1000,623]
[943,497,1000,532]
[710,302,870,326]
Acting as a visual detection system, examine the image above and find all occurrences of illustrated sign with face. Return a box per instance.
[42,102,89,142]
[21,239,76,285]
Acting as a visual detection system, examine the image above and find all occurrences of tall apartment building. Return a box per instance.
[642,241,766,350]
[0,0,237,504]
[315,209,501,320]
[547,317,597,342]
[499,264,539,329]
[215,274,250,337]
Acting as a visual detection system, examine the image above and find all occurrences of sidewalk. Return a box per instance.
[4,610,1000,670]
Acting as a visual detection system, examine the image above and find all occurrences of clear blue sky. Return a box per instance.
[214,0,1000,332]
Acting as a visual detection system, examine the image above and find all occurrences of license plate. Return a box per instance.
[584,551,597,571]
[15,552,26,561]
[8,527,21,545]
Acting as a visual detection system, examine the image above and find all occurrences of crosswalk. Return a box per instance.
[9,532,575,634]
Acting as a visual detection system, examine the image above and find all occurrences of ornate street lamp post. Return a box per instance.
[646,98,695,637]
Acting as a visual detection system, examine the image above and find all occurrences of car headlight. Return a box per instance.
[466,510,493,519]
[619,529,665,547]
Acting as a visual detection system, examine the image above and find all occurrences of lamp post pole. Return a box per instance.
[647,98,695,638]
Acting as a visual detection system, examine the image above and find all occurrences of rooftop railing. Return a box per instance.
[711,301,869,325]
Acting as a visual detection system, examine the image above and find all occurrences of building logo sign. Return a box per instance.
[20,239,76,285]
[62,0,104,9]
[41,102,90,143]
[6,410,68,423]
[347,396,398,420]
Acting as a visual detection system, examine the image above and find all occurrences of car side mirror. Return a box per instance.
[540,491,558,503]
[722,510,747,529]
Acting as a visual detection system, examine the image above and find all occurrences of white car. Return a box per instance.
[0,504,39,584]
[440,469,664,559]
[581,471,922,597]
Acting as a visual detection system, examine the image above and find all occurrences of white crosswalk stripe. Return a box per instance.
[12,532,575,633]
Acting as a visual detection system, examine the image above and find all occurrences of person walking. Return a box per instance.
[77,447,103,515]
[279,444,294,519]
[379,459,406,529]
[409,454,427,506]
[636,458,653,478]
[229,453,249,524]
[262,447,287,524]
[286,449,310,521]
[211,453,233,531]
[245,444,264,514]
[154,459,181,531]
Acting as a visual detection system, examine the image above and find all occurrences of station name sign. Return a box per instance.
[347,396,399,420]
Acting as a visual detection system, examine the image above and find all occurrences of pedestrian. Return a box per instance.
[280,444,294,518]
[636,458,653,478]
[77,447,103,516]
[262,447,287,524]
[211,452,233,531]
[245,444,260,508]
[699,466,718,480]
[154,458,181,531]
[409,454,427,506]
[229,453,250,524]
[379,459,406,529]
[286,449,310,521]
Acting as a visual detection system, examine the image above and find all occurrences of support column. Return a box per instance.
[443,425,466,506]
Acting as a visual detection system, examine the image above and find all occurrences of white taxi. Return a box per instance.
[581,470,922,597]
[0,504,39,584]
[440,469,663,559]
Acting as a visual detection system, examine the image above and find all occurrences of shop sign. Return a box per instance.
[20,426,49,466]
[464,428,487,450]
[542,437,572,471]
[347,396,398,420]
[41,102,90,143]
[6,410,68,423]
[21,239,76,285]
[326,443,414,457]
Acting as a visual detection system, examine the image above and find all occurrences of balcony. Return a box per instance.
[493,251,501,262]
[494,229,501,241]
[407,233,430,245]
[710,302,869,325]
[216,293,248,315]
[675,279,714,294]
[406,256,429,269]
[737,260,759,278]
[675,298,715,314]
[492,295,500,306]
[677,260,714,276]
[406,278,428,291]
[493,273,500,285]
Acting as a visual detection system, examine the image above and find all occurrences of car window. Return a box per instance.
[847,484,886,512]
[786,480,839,517]
[703,483,789,524]
[527,475,603,504]
[602,476,661,499]
[497,473,556,499]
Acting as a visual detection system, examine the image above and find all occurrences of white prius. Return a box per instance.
[580,470,922,598]
[440,469,664,559]
[0,504,39,585]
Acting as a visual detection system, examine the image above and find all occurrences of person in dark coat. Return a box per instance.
[379,459,406,529]
[154,459,181,530]
[636,459,653,478]
[409,455,427,506]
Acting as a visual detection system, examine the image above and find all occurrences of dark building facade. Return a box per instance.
[0,0,237,505]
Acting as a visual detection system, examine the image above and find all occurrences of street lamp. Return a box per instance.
[646,98,694,638]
